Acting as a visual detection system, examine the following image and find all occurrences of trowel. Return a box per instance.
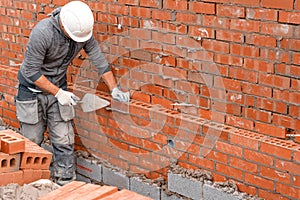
[74,93,110,112]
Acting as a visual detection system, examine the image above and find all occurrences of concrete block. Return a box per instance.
[76,157,102,182]
[161,191,185,200]
[130,177,161,200]
[203,184,240,200]
[76,174,91,183]
[102,166,129,189]
[168,172,203,200]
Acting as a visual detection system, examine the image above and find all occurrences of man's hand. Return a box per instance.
[55,89,79,106]
[111,87,130,102]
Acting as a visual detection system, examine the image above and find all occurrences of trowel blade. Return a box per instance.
[80,93,110,112]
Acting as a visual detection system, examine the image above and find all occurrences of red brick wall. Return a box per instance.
[0,0,300,199]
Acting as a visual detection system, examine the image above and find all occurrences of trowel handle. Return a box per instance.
[71,96,82,104]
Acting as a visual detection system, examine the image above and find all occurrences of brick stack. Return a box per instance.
[38,181,152,200]
[0,129,52,186]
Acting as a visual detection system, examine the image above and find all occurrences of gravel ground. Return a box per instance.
[0,180,60,200]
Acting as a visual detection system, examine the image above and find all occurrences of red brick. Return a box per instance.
[244,108,272,123]
[229,68,258,83]
[244,149,274,166]
[260,138,296,160]
[255,122,287,138]
[248,8,278,21]
[272,114,300,131]
[152,10,172,21]
[244,58,274,73]
[22,169,44,184]
[189,2,215,14]
[261,22,293,37]
[231,0,260,6]
[0,152,20,173]
[247,34,276,47]
[164,0,188,10]
[279,11,300,24]
[276,183,300,199]
[231,19,260,32]
[0,170,23,186]
[20,141,52,170]
[202,39,230,53]
[1,135,25,154]
[260,166,290,184]
[214,77,242,91]
[226,115,254,130]
[258,189,290,200]
[215,141,243,157]
[297,0,300,10]
[100,189,152,200]
[276,159,300,175]
[215,53,243,66]
[140,0,162,8]
[230,157,258,173]
[217,5,245,18]
[216,163,243,180]
[203,16,230,29]
[130,6,151,18]
[244,173,274,190]
[261,0,294,10]
[256,98,287,114]
[176,13,198,24]
[189,155,215,170]
[38,181,87,200]
[55,184,102,200]
[230,129,267,150]
[75,185,118,200]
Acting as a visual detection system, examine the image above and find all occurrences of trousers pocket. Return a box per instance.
[16,98,39,124]
[58,103,75,122]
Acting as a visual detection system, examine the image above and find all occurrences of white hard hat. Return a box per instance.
[60,1,94,42]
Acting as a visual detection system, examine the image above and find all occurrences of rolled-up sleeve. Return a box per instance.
[84,35,111,75]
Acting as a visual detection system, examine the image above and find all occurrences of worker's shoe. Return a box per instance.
[55,175,76,186]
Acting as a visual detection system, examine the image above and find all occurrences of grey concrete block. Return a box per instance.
[161,191,185,200]
[203,184,240,200]
[76,157,102,182]
[76,173,92,183]
[102,166,129,189]
[168,172,203,200]
[130,177,161,200]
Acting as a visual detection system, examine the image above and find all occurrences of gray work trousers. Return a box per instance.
[15,85,76,181]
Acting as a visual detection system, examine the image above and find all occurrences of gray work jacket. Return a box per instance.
[18,7,110,89]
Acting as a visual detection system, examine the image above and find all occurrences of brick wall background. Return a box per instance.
[0,0,300,199]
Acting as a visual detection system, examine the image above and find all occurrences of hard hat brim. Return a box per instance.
[64,25,93,43]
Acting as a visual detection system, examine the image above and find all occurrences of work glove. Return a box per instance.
[55,88,79,106]
[111,87,130,102]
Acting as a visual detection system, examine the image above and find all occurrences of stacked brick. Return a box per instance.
[0,129,52,186]
[38,181,152,200]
